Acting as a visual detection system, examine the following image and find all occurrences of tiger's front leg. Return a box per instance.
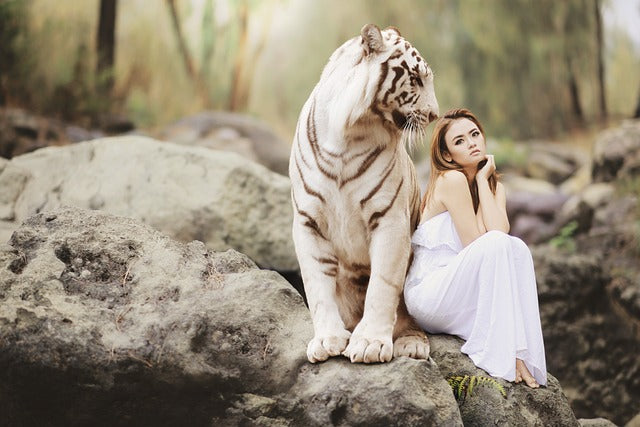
[292,218,351,363]
[343,218,411,363]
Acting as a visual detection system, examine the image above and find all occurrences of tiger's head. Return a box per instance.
[363,24,439,135]
[319,24,438,144]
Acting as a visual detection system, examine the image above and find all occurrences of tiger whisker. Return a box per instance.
[402,120,415,154]
[401,114,427,154]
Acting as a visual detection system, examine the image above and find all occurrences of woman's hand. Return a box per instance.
[476,154,510,234]
[476,154,496,181]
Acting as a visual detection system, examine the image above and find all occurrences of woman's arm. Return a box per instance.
[436,170,484,246]
[476,207,487,234]
[476,156,510,233]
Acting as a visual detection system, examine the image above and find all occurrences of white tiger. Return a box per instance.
[290,24,439,363]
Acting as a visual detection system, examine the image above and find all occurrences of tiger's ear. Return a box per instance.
[361,24,383,56]
[384,26,402,37]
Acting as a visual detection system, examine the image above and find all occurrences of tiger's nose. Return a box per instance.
[428,111,438,123]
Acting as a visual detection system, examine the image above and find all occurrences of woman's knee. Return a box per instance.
[479,230,511,249]
[480,231,532,257]
[464,230,510,258]
[509,234,533,257]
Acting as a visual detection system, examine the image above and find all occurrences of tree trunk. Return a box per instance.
[96,0,117,94]
[566,56,584,125]
[228,1,275,112]
[166,0,209,106]
[594,0,607,120]
[228,1,249,111]
[634,88,640,119]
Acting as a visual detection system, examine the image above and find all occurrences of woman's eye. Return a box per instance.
[455,139,463,145]
[472,131,479,137]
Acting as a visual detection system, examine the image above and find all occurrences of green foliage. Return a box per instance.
[0,0,23,69]
[125,87,154,128]
[0,1,114,125]
[549,220,579,252]
[491,138,528,171]
[446,374,507,401]
[0,0,30,105]
[615,175,640,199]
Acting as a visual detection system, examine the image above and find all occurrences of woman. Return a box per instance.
[405,108,547,388]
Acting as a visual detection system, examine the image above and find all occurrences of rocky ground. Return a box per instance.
[0,207,577,426]
[0,108,639,425]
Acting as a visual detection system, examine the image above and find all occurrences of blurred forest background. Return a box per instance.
[1,2,640,424]
[1,0,639,145]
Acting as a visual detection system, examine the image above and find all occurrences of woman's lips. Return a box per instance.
[470,149,481,155]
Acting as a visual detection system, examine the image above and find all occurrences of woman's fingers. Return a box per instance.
[487,154,495,169]
[480,154,496,175]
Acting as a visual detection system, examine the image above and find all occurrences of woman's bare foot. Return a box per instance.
[515,359,539,388]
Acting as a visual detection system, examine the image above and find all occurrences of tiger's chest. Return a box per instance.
[295,145,409,260]
[322,187,371,259]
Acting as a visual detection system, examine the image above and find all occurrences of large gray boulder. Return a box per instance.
[532,246,640,425]
[0,207,585,426]
[524,142,584,185]
[1,136,297,274]
[592,119,640,182]
[503,175,568,244]
[555,183,616,234]
[0,206,462,426]
[575,189,640,347]
[532,119,640,425]
[578,418,618,427]
[0,157,30,222]
[430,335,578,426]
[157,111,291,176]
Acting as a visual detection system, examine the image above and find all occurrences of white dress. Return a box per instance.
[404,211,547,385]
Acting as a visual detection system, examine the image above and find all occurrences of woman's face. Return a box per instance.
[443,118,486,169]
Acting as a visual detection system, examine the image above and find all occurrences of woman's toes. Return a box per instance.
[525,376,539,388]
[515,359,539,388]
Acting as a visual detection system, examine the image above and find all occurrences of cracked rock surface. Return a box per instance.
[0,207,581,426]
[1,136,296,273]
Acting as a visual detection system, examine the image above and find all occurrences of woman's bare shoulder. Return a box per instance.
[438,170,469,190]
[425,171,471,219]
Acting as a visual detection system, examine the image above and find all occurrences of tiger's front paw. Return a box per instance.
[393,334,430,359]
[342,334,393,363]
[307,331,351,363]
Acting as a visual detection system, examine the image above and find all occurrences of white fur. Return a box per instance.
[291,25,438,363]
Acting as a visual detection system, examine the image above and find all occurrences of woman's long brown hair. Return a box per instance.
[420,108,499,216]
